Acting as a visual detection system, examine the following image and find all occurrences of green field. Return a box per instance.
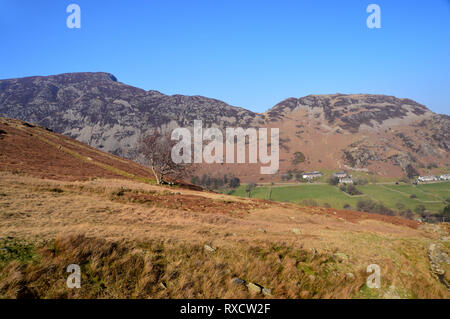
[228,182,450,215]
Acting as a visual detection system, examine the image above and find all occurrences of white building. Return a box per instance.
[339,177,353,184]
[302,171,323,180]
[333,172,347,178]
[440,174,450,181]
[417,175,438,182]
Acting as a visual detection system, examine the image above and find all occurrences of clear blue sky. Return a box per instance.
[1,0,449,114]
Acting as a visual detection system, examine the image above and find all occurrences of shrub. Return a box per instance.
[353,177,368,186]
[356,199,395,216]
[414,205,426,215]
[398,176,410,183]
[301,199,318,207]
[346,185,361,195]
[399,209,414,220]
[292,152,305,164]
[410,194,417,199]
[328,176,339,186]
[340,184,362,196]
[229,177,240,188]
[442,205,450,222]
[192,174,240,189]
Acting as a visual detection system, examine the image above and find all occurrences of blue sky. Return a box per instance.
[1,0,449,114]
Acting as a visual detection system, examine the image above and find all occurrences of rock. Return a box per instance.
[292,228,301,235]
[257,228,266,233]
[333,252,349,262]
[441,236,450,243]
[383,285,401,299]
[159,282,167,289]
[428,243,449,284]
[204,244,216,253]
[247,282,263,295]
[289,216,295,220]
[308,275,316,282]
[300,291,311,299]
[262,288,272,296]
[345,272,355,280]
[231,277,246,286]
[338,217,346,222]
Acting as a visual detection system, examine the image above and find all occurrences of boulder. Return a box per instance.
[262,288,272,296]
[231,277,246,286]
[204,244,216,253]
[247,282,263,295]
[333,252,349,262]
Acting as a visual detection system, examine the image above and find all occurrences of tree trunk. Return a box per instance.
[151,165,160,184]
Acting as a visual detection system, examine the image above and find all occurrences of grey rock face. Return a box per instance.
[0,72,261,161]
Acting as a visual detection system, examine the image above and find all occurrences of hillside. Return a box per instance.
[0,73,449,182]
[0,117,449,298]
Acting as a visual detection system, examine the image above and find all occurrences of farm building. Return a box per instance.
[333,172,348,178]
[440,174,450,180]
[339,177,353,184]
[302,171,323,180]
[417,175,438,182]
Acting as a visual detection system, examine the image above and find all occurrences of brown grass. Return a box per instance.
[0,173,449,299]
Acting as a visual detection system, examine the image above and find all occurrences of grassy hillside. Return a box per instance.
[0,173,449,299]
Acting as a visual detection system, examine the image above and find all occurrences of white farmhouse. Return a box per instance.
[339,177,353,184]
[440,174,450,181]
[333,172,347,179]
[302,171,323,180]
[417,175,438,182]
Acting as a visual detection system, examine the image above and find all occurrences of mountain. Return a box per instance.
[0,72,448,181]
[0,72,261,160]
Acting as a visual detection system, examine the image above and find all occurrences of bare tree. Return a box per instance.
[140,130,192,184]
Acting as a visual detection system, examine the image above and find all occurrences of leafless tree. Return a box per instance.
[140,130,193,184]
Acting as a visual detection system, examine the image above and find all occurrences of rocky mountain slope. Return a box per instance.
[0,72,448,181]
